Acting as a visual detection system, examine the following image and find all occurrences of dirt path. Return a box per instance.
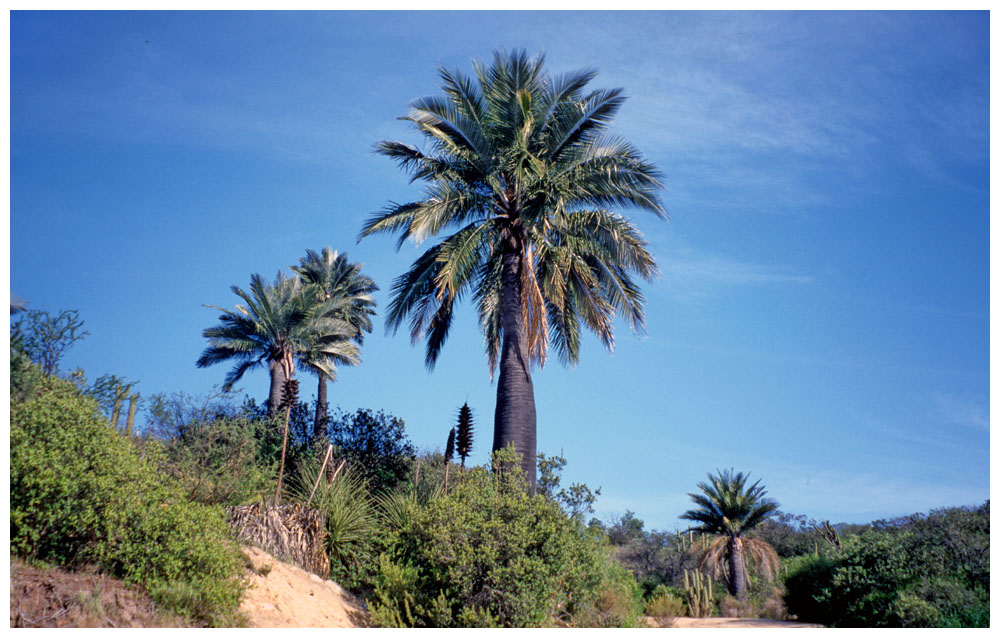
[239,546,371,628]
[665,617,822,628]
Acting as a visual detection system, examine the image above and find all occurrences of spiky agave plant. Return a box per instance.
[289,459,373,577]
[444,427,456,492]
[456,403,473,471]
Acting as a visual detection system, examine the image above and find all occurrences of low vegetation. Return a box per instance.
[10,298,989,629]
[10,371,246,626]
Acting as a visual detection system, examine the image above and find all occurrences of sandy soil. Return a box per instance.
[664,617,823,628]
[239,546,371,628]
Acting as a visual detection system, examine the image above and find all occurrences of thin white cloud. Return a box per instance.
[931,394,989,431]
[656,250,812,300]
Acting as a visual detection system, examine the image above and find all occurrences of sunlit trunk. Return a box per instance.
[267,359,286,416]
[492,250,537,490]
[314,373,329,443]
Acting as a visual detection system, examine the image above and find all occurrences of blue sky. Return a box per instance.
[10,11,989,530]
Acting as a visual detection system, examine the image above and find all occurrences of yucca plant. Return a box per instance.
[289,460,373,577]
[456,402,474,471]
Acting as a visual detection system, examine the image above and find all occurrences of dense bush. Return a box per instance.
[11,375,247,626]
[162,415,280,506]
[328,408,415,493]
[369,447,641,628]
[783,504,989,628]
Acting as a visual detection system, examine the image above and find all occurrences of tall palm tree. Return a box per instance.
[196,271,356,416]
[360,49,664,489]
[292,247,378,440]
[680,469,780,598]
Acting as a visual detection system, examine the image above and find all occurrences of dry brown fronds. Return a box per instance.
[228,501,329,577]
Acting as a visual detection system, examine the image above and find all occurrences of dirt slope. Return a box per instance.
[240,546,371,628]
[660,617,823,628]
[10,559,190,628]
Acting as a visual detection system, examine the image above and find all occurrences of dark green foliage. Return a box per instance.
[11,375,246,626]
[750,511,824,558]
[328,408,416,494]
[455,402,473,470]
[783,503,990,628]
[536,451,602,519]
[369,447,641,627]
[11,308,89,375]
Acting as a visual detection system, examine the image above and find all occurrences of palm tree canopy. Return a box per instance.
[196,271,358,390]
[360,49,665,374]
[292,247,379,344]
[680,469,779,538]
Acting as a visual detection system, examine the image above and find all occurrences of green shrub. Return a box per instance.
[369,447,639,628]
[644,589,685,619]
[782,515,990,628]
[11,375,246,626]
[162,415,278,506]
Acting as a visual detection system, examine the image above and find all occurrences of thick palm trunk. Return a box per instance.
[728,535,747,598]
[314,373,329,443]
[267,359,286,416]
[492,251,537,490]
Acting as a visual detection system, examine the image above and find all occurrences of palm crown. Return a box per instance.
[291,247,378,438]
[196,271,357,410]
[361,49,664,371]
[361,50,665,488]
[292,247,378,347]
[680,469,779,538]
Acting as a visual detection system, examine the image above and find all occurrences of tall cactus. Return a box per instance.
[683,569,713,618]
[125,393,139,437]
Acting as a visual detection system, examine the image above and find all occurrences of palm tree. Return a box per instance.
[679,469,780,599]
[198,271,358,504]
[292,247,378,441]
[196,271,356,416]
[359,49,664,489]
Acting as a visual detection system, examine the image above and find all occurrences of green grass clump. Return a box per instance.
[11,375,247,626]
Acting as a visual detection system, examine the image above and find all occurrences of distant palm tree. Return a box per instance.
[680,469,780,598]
[292,247,378,441]
[196,271,356,416]
[360,49,664,489]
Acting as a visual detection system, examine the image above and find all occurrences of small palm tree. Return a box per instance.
[679,469,780,598]
[292,248,378,441]
[361,49,664,489]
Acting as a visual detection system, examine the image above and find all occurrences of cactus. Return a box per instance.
[683,569,713,617]
[815,519,842,550]
[125,393,138,437]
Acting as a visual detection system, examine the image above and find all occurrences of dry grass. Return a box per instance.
[228,502,329,577]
